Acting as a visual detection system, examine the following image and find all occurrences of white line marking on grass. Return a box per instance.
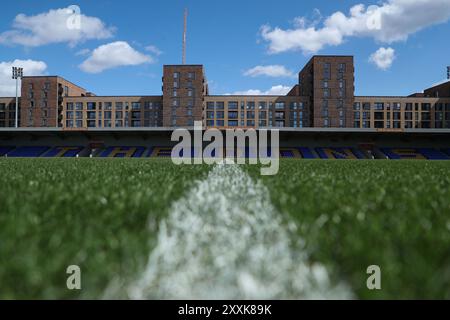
[128,163,352,299]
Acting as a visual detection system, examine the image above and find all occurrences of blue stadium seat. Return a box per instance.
[298,147,317,159]
[380,148,426,160]
[315,147,363,159]
[0,146,14,156]
[44,147,84,157]
[99,146,146,158]
[7,146,50,157]
[417,148,449,160]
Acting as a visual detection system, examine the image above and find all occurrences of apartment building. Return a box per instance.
[2,55,449,130]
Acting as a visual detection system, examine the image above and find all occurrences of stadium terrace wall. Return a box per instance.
[1,128,450,160]
[1,55,450,131]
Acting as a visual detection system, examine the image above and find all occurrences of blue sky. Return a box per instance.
[0,0,449,97]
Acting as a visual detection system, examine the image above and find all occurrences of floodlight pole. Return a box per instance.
[12,67,23,128]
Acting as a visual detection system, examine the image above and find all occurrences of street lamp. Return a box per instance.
[12,67,23,128]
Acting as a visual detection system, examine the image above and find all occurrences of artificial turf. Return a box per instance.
[1,158,449,299]
[247,160,450,299]
[0,158,209,299]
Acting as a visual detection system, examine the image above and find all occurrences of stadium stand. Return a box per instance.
[99,146,146,158]
[148,147,173,157]
[7,146,50,157]
[315,147,366,159]
[379,148,449,160]
[43,147,85,157]
[0,146,14,156]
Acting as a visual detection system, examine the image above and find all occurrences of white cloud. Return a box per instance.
[145,45,162,56]
[0,7,114,47]
[369,47,396,70]
[227,85,291,96]
[75,48,90,56]
[0,59,47,96]
[243,65,295,78]
[79,41,153,73]
[261,0,450,54]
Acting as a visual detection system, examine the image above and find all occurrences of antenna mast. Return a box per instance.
[182,8,188,65]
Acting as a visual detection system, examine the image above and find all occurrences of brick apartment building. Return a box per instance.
[1,55,450,130]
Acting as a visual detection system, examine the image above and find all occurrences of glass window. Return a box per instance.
[173,72,179,79]
[207,102,215,110]
[87,102,96,110]
[275,102,285,110]
[228,111,238,119]
[216,111,224,119]
[258,101,267,110]
[228,101,238,110]
[216,102,224,109]
[67,103,74,110]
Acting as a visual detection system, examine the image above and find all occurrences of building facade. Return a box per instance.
[2,55,450,130]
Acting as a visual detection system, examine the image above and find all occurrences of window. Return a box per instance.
[188,89,194,97]
[275,102,285,110]
[246,102,255,110]
[374,103,384,111]
[67,103,74,110]
[207,102,215,110]
[228,101,238,110]
[324,119,329,127]
[405,103,413,111]
[338,63,346,73]
[258,102,267,110]
[64,86,69,97]
[173,89,177,97]
[216,111,224,119]
[323,63,331,79]
[216,120,224,126]
[173,72,179,79]
[115,102,123,110]
[207,111,214,119]
[323,89,330,98]
[87,102,96,110]
[216,102,224,109]
[322,81,329,88]
[228,120,238,126]
[259,111,267,119]
[132,102,141,110]
[247,120,255,126]
[354,102,361,110]
[206,120,214,126]
[173,81,179,88]
[188,72,195,79]
[247,111,255,119]
[228,111,238,119]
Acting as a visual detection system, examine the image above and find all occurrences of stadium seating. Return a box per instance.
[99,146,146,158]
[315,147,365,159]
[43,147,84,157]
[148,147,173,157]
[2,145,450,160]
[0,146,14,156]
[379,148,449,160]
[7,146,50,157]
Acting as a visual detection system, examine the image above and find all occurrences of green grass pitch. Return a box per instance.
[0,158,449,299]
